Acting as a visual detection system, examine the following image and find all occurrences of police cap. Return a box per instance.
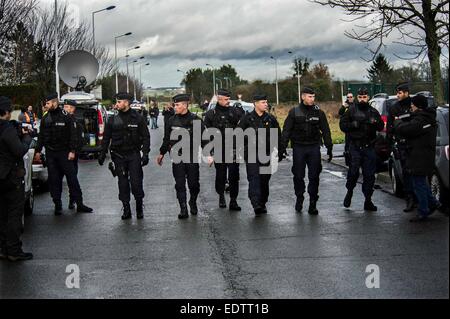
[172,94,190,103]
[301,87,315,95]
[358,87,369,95]
[411,94,428,109]
[64,99,77,107]
[115,92,133,102]
[253,93,268,101]
[217,89,231,97]
[396,82,410,92]
[45,92,59,102]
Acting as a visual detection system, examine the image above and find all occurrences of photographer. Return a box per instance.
[0,96,33,262]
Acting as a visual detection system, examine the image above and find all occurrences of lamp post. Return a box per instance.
[270,56,279,105]
[139,62,150,101]
[92,5,116,56]
[114,32,132,94]
[54,0,60,99]
[126,46,140,93]
[206,63,216,96]
[288,51,301,104]
[132,56,144,101]
[177,69,187,92]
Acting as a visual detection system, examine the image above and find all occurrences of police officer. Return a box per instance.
[281,87,333,215]
[63,99,83,210]
[98,93,150,220]
[340,88,384,211]
[0,96,33,261]
[204,89,245,211]
[387,82,416,212]
[339,92,356,166]
[35,93,92,215]
[162,102,175,128]
[238,94,282,215]
[156,94,205,219]
[393,94,441,222]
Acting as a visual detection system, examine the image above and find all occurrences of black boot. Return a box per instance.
[254,205,265,216]
[229,198,241,211]
[364,199,378,212]
[295,197,304,213]
[219,194,227,208]
[7,251,33,262]
[178,202,189,219]
[121,202,132,220]
[189,197,198,215]
[136,198,144,219]
[54,200,63,216]
[403,196,415,213]
[308,200,319,215]
[343,190,353,208]
[77,202,93,213]
[68,198,75,210]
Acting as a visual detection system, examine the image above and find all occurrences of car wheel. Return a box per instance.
[390,164,404,197]
[24,186,34,216]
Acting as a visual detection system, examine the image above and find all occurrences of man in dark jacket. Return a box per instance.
[339,92,355,166]
[340,88,384,211]
[0,96,33,261]
[394,94,441,222]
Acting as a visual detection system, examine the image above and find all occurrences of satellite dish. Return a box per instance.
[58,50,99,90]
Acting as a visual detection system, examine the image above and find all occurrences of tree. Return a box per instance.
[291,57,311,78]
[367,53,394,83]
[311,0,449,103]
[0,0,36,47]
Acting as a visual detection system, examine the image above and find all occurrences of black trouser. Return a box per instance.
[396,143,414,199]
[346,143,376,199]
[0,176,24,255]
[214,163,239,199]
[246,163,272,208]
[112,151,144,203]
[172,163,200,204]
[292,144,322,201]
[46,150,82,204]
[69,154,79,203]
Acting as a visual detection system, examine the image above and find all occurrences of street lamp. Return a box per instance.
[126,46,140,93]
[288,51,301,104]
[92,5,116,56]
[114,32,132,94]
[139,62,150,101]
[54,0,60,99]
[177,69,187,92]
[270,56,279,105]
[132,56,145,101]
[206,63,216,96]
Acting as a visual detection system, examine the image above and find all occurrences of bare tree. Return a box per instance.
[311,0,449,103]
[0,0,37,47]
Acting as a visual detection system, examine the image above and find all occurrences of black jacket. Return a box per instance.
[0,120,30,181]
[338,101,355,117]
[238,110,282,163]
[281,103,332,150]
[340,102,384,146]
[387,96,412,143]
[69,114,84,153]
[101,108,150,156]
[36,107,77,153]
[394,108,437,176]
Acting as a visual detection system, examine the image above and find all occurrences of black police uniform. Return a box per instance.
[339,100,355,166]
[100,103,150,219]
[340,99,384,210]
[281,99,333,214]
[35,101,88,214]
[238,106,282,215]
[162,107,175,128]
[203,94,245,209]
[387,83,415,211]
[159,105,206,219]
[0,99,33,260]
[393,95,440,221]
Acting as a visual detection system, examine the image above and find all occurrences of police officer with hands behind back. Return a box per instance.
[157,94,206,219]
[35,93,92,215]
[0,96,33,261]
[340,87,384,211]
[281,87,333,215]
[204,89,245,211]
[98,93,150,220]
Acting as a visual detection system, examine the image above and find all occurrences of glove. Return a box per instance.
[98,152,106,166]
[141,154,149,167]
[327,147,333,163]
[351,121,359,129]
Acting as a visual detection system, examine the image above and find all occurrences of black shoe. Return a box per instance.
[219,194,227,208]
[77,203,93,213]
[136,199,144,219]
[254,206,265,216]
[261,205,268,214]
[343,191,353,208]
[54,201,63,216]
[178,203,189,219]
[229,199,241,211]
[7,251,33,262]
[429,202,442,215]
[189,199,198,215]
[308,200,319,215]
[121,203,132,220]
[403,197,416,213]
[295,197,304,213]
[364,200,378,212]
[68,200,75,210]
[409,215,430,223]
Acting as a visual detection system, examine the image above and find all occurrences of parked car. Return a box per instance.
[131,102,149,125]
[60,92,108,156]
[23,145,34,216]
[206,99,255,113]
[30,137,48,191]
[388,105,448,210]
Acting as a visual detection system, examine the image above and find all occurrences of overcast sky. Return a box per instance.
[42,0,419,88]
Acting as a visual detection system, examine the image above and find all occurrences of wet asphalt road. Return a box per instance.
[1,116,448,299]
